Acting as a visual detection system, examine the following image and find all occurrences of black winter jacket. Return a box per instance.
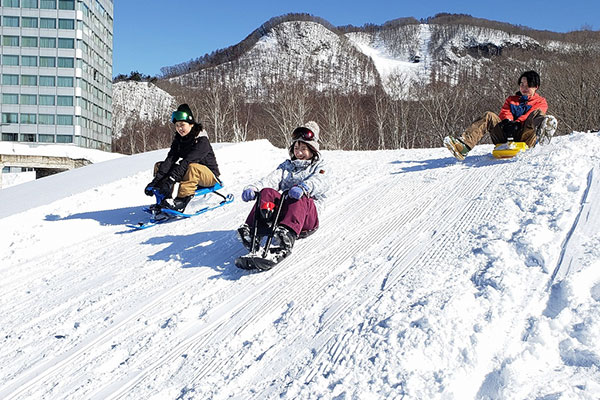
[156,124,220,182]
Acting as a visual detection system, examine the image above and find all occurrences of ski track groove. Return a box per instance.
[0,203,245,399]
[109,159,514,397]
[3,149,563,399]
[3,157,385,400]
[98,172,401,398]
[247,158,527,396]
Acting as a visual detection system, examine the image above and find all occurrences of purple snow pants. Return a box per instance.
[245,188,319,236]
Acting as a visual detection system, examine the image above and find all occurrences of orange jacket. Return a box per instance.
[498,92,548,123]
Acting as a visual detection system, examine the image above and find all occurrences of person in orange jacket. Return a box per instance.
[444,70,557,160]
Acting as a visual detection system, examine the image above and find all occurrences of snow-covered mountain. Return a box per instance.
[162,15,586,98]
[171,20,379,95]
[112,80,176,138]
[1,132,599,399]
[113,15,595,126]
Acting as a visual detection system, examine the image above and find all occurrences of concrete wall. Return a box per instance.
[0,154,91,188]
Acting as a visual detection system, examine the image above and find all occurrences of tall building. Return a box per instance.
[0,0,113,151]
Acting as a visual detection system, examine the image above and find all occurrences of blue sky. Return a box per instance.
[113,0,597,77]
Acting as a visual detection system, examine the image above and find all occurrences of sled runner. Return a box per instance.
[128,182,233,230]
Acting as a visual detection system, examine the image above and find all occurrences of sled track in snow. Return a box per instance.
[548,167,597,287]
[249,159,523,396]
[0,206,241,399]
[99,156,534,398]
[1,151,561,399]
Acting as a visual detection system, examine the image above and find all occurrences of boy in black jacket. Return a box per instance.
[144,104,220,212]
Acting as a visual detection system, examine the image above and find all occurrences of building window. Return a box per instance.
[58,38,74,49]
[38,114,55,124]
[57,95,73,106]
[39,95,55,105]
[21,55,38,66]
[57,115,73,125]
[2,133,18,142]
[58,18,75,29]
[22,17,38,28]
[39,134,55,143]
[40,56,56,67]
[39,76,55,86]
[22,36,38,47]
[40,37,57,48]
[33,134,54,144]
[2,74,19,85]
[21,75,38,86]
[40,0,55,8]
[58,0,74,9]
[22,0,37,7]
[56,134,72,143]
[2,16,19,27]
[57,57,74,68]
[2,55,19,66]
[57,76,73,87]
[2,113,19,124]
[40,18,56,29]
[2,36,19,46]
[21,94,37,105]
[2,0,20,7]
[20,113,37,124]
[2,94,19,104]
[20,133,37,142]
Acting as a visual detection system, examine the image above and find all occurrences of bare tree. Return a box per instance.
[263,81,313,147]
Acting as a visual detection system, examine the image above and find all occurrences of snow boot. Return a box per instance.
[238,223,260,252]
[272,225,296,257]
[161,195,193,212]
[536,115,558,145]
[444,136,471,161]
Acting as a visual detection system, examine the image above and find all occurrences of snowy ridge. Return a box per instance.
[152,18,584,101]
[172,21,378,95]
[1,133,600,398]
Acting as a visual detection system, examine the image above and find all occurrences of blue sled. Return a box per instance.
[128,182,234,230]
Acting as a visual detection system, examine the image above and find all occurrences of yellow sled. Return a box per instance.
[492,141,528,159]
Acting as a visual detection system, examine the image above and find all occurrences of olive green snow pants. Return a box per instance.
[461,109,546,149]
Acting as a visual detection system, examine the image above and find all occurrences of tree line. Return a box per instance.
[112,49,600,155]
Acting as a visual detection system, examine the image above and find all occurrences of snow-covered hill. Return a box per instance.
[111,81,176,138]
[1,133,600,399]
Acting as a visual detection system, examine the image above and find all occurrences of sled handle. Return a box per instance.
[250,190,262,254]
[262,191,289,258]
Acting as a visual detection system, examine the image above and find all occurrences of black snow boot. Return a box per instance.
[238,223,259,252]
[161,195,193,212]
[273,225,296,256]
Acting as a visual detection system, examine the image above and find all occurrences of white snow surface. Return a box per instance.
[1,133,600,399]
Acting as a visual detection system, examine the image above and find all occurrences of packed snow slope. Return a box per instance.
[1,133,600,399]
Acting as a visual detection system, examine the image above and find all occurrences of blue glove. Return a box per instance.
[242,188,256,202]
[289,186,305,200]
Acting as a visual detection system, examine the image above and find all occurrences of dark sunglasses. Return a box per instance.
[171,111,192,123]
[292,127,314,141]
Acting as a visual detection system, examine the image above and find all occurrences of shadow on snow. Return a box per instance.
[142,229,249,280]
[45,205,148,227]
[390,154,514,173]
